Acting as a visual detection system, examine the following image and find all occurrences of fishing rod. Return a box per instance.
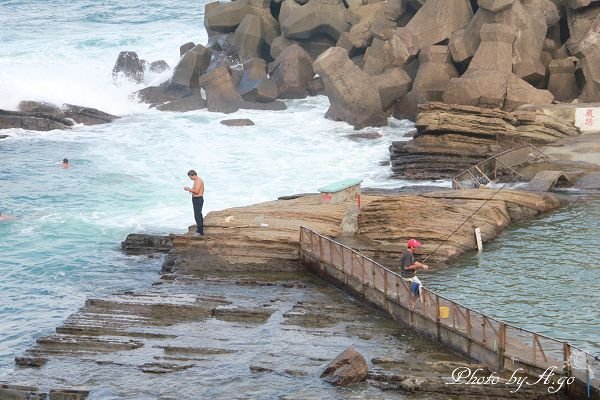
[161,162,194,192]
[422,182,509,263]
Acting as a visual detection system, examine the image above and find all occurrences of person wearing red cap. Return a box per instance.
[400,239,430,304]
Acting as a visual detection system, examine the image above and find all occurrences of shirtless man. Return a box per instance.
[61,158,70,169]
[184,170,205,236]
[0,212,16,221]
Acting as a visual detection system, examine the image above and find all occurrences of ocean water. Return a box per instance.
[0,0,598,394]
[0,0,419,378]
[426,197,600,355]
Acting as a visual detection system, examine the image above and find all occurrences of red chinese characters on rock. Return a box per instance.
[584,108,594,127]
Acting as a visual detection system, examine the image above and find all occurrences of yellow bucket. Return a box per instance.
[439,306,450,319]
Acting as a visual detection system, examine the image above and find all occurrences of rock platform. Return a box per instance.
[169,189,566,272]
[4,188,572,398]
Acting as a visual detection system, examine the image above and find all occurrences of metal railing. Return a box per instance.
[452,144,550,189]
[299,226,598,397]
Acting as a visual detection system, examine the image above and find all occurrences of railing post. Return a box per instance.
[466,309,472,356]
[318,236,325,277]
[533,334,537,364]
[329,240,334,265]
[482,317,487,345]
[436,295,441,341]
[361,257,365,299]
[498,323,506,371]
[299,227,304,261]
[384,270,388,301]
[563,342,571,397]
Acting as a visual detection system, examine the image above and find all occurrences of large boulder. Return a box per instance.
[180,42,196,56]
[314,47,387,128]
[133,85,194,105]
[112,51,144,83]
[449,0,559,85]
[280,0,350,42]
[230,14,263,61]
[237,58,278,102]
[204,0,280,46]
[155,95,207,112]
[149,60,170,73]
[269,35,300,59]
[320,347,368,386]
[443,24,553,111]
[170,44,213,89]
[395,45,459,121]
[390,0,473,66]
[314,47,411,128]
[201,64,286,112]
[372,67,412,111]
[295,34,337,60]
[200,65,246,113]
[269,44,315,99]
[363,38,393,75]
[547,58,579,103]
[565,5,600,56]
[578,32,600,102]
[337,2,396,54]
[566,6,600,102]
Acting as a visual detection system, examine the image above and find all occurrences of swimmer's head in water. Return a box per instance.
[187,170,197,177]
[63,158,69,163]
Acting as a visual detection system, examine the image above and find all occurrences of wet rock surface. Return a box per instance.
[320,347,368,386]
[0,101,118,131]
[121,233,172,255]
[220,118,255,126]
[5,270,566,399]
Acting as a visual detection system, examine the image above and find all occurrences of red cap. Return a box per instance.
[407,239,422,248]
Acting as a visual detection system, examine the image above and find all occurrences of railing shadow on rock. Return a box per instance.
[299,226,598,399]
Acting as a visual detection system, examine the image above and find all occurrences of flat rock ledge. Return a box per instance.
[167,189,566,272]
[0,384,89,400]
[0,101,118,131]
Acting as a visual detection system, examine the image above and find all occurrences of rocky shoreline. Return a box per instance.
[2,0,599,398]
[3,184,588,399]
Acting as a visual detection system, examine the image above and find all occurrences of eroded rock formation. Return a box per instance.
[390,102,578,179]
[0,101,118,131]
